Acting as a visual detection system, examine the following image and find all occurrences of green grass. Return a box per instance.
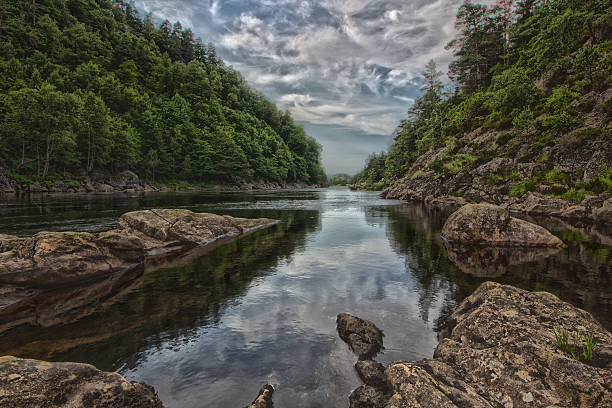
[509,178,536,197]
[554,328,599,362]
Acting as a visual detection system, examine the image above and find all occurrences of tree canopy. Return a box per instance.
[0,0,326,185]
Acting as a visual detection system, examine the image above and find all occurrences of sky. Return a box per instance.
[135,0,474,174]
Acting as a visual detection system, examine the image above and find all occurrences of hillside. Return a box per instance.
[0,0,326,190]
[354,0,611,221]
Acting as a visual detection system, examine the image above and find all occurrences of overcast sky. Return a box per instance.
[135,0,474,174]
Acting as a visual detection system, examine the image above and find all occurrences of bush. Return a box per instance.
[443,153,477,175]
[510,178,536,197]
[544,169,570,184]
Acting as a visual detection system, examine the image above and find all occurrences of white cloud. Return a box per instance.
[136,0,470,172]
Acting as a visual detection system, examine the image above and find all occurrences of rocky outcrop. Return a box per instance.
[348,282,612,408]
[594,198,612,225]
[337,313,384,359]
[441,203,565,247]
[0,210,277,332]
[0,356,163,407]
[244,385,275,408]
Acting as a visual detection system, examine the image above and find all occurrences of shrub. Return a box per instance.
[544,169,570,184]
[510,178,536,197]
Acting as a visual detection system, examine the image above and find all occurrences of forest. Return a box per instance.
[0,0,326,185]
[354,0,611,200]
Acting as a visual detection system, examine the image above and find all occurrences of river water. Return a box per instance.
[0,188,610,407]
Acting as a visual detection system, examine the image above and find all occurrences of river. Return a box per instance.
[0,187,610,407]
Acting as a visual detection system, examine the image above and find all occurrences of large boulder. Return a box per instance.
[337,313,384,359]
[361,282,612,408]
[593,198,612,225]
[0,356,164,407]
[0,231,145,287]
[442,203,565,247]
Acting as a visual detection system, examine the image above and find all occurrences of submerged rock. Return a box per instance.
[244,384,274,408]
[337,313,384,359]
[353,282,612,408]
[0,356,163,407]
[349,385,389,408]
[441,203,565,247]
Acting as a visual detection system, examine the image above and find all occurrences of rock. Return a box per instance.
[117,209,278,253]
[593,198,612,225]
[473,158,513,176]
[561,204,588,220]
[337,313,384,359]
[378,282,612,408]
[0,210,278,331]
[520,192,570,216]
[94,183,114,193]
[0,356,164,407]
[441,203,565,247]
[0,231,145,287]
[355,360,387,387]
[109,170,141,190]
[244,384,274,408]
[349,385,389,408]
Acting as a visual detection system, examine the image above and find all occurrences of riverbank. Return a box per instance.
[0,169,324,195]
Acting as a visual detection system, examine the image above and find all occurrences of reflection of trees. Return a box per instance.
[384,203,612,331]
[0,209,321,371]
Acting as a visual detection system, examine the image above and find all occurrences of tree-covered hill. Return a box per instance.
[0,0,326,186]
[355,0,611,213]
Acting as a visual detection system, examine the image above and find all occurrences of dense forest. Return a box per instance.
[0,0,326,185]
[355,0,611,202]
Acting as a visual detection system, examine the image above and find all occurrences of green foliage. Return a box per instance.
[544,169,570,184]
[554,328,599,362]
[328,173,353,186]
[358,0,610,186]
[510,178,536,197]
[443,153,477,175]
[0,0,324,184]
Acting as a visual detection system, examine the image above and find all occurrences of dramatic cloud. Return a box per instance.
[135,0,472,173]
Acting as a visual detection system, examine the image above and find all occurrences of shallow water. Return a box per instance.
[0,188,610,407]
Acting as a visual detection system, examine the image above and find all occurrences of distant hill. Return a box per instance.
[0,0,326,186]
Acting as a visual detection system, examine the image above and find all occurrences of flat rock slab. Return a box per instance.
[0,209,277,288]
[441,203,565,247]
[337,313,384,359]
[0,356,163,407]
[377,282,612,408]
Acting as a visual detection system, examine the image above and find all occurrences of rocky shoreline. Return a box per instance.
[0,169,323,195]
[0,209,277,334]
[343,282,612,408]
[379,173,612,226]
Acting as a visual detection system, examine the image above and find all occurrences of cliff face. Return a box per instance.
[381,88,612,225]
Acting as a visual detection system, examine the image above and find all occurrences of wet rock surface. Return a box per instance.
[0,356,163,407]
[244,384,275,408]
[349,282,612,408]
[355,360,387,387]
[0,210,277,332]
[337,313,384,359]
[441,203,566,247]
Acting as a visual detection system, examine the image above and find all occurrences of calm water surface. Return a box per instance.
[0,188,610,407]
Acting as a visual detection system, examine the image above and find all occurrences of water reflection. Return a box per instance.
[384,203,612,330]
[0,189,609,407]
